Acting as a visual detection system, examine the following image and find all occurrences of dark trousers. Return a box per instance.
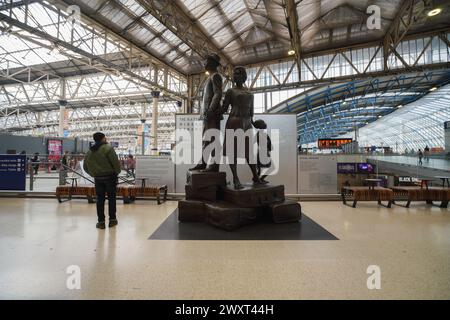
[94,176,117,222]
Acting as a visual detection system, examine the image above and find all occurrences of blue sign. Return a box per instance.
[0,155,27,190]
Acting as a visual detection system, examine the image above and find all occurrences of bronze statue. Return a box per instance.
[222,66,262,189]
[190,53,223,172]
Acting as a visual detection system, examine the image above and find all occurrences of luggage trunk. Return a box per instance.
[186,171,226,189]
[206,201,260,231]
[178,199,206,222]
[265,200,302,223]
[223,184,285,208]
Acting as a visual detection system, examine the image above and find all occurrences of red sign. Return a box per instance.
[47,139,62,162]
[318,138,353,149]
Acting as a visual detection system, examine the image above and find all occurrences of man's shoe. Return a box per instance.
[96,222,106,229]
[109,219,118,228]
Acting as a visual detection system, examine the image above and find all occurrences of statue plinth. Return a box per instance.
[178,170,301,231]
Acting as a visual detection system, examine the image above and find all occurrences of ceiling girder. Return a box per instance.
[136,0,231,67]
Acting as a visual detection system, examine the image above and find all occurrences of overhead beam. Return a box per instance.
[0,0,41,11]
[136,0,231,67]
[50,0,187,77]
[284,0,301,64]
[0,11,185,100]
[383,0,417,69]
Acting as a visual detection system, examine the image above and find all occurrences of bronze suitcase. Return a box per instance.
[223,184,285,208]
[185,184,220,202]
[206,201,259,231]
[178,199,206,222]
[265,200,302,223]
[186,171,226,189]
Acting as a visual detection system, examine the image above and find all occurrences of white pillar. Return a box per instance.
[140,103,147,155]
[58,100,67,137]
[151,91,160,154]
[58,79,67,138]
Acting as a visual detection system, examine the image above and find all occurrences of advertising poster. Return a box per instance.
[47,139,62,162]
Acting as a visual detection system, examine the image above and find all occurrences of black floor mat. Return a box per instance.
[149,209,338,240]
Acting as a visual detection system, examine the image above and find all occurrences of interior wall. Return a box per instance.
[0,134,90,155]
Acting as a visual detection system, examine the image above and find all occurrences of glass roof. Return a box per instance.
[357,84,450,150]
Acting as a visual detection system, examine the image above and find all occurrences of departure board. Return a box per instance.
[318,138,353,149]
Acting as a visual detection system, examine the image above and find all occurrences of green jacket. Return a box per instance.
[83,143,121,177]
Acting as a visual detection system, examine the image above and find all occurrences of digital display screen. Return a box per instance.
[337,163,375,174]
[357,163,374,173]
[318,138,353,149]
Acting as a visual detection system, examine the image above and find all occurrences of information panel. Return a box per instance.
[0,154,27,190]
[174,114,298,194]
[135,155,175,192]
[298,155,337,194]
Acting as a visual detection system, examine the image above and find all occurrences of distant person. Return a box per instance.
[31,153,40,175]
[418,149,423,165]
[61,151,70,168]
[60,151,70,185]
[83,132,121,229]
[126,154,136,178]
[424,145,430,162]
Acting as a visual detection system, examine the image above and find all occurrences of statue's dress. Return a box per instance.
[222,87,254,157]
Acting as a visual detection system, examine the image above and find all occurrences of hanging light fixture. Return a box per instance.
[427,8,442,16]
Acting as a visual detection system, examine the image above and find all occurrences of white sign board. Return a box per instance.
[135,155,175,192]
[174,113,298,193]
[298,155,337,194]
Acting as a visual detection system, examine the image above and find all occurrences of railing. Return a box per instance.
[27,161,135,191]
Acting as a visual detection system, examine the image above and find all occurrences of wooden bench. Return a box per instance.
[392,186,449,208]
[56,185,137,204]
[341,186,393,208]
[117,185,139,204]
[133,185,168,205]
[56,184,168,205]
[56,185,95,203]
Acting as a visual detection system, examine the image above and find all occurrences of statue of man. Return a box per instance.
[190,53,223,172]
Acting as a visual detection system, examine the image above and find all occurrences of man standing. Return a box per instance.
[83,132,121,229]
[190,53,223,172]
[424,145,430,162]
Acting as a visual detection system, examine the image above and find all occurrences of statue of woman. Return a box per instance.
[222,66,262,189]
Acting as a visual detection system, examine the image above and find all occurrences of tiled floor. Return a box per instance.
[0,198,449,299]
